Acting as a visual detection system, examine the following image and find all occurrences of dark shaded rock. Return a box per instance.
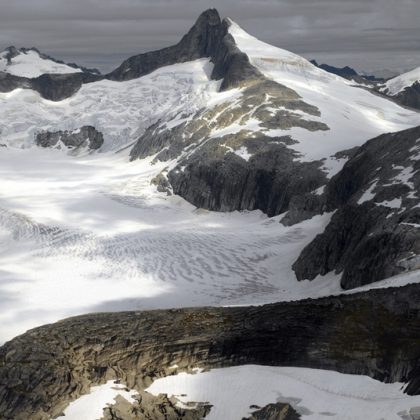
[29,72,102,101]
[3,46,20,64]
[310,59,383,83]
[244,402,301,420]
[210,21,264,91]
[35,126,104,150]
[107,10,263,91]
[0,283,419,419]
[293,125,420,288]
[168,138,326,216]
[107,9,223,81]
[130,76,329,217]
[0,71,31,92]
[394,81,420,110]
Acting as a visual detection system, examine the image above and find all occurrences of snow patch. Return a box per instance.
[62,380,138,420]
[146,365,420,420]
[357,180,378,204]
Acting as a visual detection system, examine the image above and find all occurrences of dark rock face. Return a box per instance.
[0,71,102,101]
[0,283,419,419]
[394,81,420,110]
[102,390,211,419]
[244,403,301,420]
[293,125,420,289]
[108,9,223,81]
[29,72,102,101]
[168,139,326,216]
[35,126,104,150]
[0,72,30,92]
[130,77,329,217]
[107,10,263,90]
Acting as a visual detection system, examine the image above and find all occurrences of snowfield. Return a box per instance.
[60,366,420,420]
[0,48,83,78]
[0,147,418,344]
[0,147,341,343]
[0,59,222,151]
[0,21,419,344]
[146,365,420,420]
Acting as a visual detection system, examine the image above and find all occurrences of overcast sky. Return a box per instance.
[1,0,419,75]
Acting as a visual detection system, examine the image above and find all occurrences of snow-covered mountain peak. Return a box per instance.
[0,46,98,78]
[226,18,340,85]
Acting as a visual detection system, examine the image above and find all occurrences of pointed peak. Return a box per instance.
[196,8,221,24]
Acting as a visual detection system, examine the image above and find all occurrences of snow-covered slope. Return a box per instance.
[147,365,420,420]
[0,13,419,344]
[227,20,420,165]
[381,65,420,95]
[0,47,84,78]
[0,59,221,151]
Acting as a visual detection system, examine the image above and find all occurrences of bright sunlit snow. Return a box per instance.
[0,58,221,151]
[146,365,420,420]
[228,20,420,166]
[0,48,83,78]
[0,147,345,343]
[62,381,138,420]
[382,65,420,95]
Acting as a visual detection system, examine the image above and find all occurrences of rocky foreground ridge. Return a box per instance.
[0,283,419,419]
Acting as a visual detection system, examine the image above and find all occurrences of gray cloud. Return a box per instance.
[0,0,419,74]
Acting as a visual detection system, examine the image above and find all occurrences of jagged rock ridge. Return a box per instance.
[0,284,419,419]
[292,125,420,288]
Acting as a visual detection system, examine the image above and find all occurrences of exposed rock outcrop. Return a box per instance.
[244,403,301,420]
[293,125,420,288]
[35,126,104,151]
[0,283,419,419]
[394,81,420,110]
[130,78,329,216]
[102,389,211,420]
[108,10,263,91]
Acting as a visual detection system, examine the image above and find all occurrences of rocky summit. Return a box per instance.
[0,7,419,420]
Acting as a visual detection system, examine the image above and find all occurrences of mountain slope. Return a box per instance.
[379,65,420,110]
[0,46,99,77]
[381,65,420,95]
[136,17,420,217]
[0,8,418,342]
[292,125,420,288]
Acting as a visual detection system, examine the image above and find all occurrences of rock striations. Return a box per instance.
[0,284,419,419]
[292,125,420,288]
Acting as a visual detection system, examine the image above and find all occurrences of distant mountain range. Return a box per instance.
[310,59,382,82]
